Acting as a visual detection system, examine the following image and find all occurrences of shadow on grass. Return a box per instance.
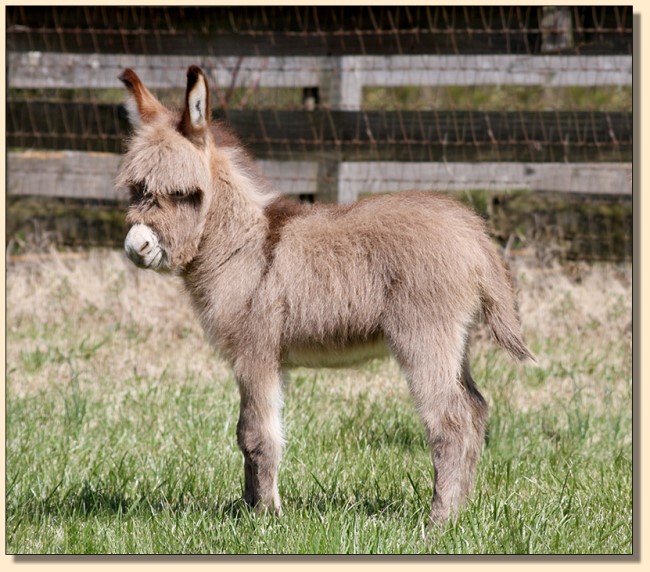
[7,478,423,530]
[6,479,258,526]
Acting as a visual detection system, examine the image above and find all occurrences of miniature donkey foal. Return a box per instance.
[117,66,533,525]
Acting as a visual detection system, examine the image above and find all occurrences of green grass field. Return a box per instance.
[5,251,632,555]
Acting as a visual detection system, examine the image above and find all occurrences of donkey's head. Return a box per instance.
[117,66,216,272]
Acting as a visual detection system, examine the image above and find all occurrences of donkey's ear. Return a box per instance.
[180,66,211,144]
[118,68,165,127]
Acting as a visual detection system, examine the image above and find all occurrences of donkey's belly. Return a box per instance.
[282,336,390,368]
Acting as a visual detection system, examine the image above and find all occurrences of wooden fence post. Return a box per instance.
[313,57,364,203]
[541,6,573,53]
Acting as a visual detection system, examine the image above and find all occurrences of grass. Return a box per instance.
[5,251,632,554]
[364,85,632,112]
[10,85,632,112]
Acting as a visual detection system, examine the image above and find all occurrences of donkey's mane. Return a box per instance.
[208,120,278,210]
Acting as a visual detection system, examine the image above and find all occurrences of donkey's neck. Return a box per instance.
[180,148,271,355]
[188,149,269,271]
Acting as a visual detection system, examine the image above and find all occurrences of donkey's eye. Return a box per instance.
[169,189,202,207]
[129,185,161,210]
[129,182,146,202]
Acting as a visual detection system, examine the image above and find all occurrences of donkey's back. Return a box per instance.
[266,191,527,368]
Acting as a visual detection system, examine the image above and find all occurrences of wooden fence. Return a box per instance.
[6,5,633,258]
[7,53,633,202]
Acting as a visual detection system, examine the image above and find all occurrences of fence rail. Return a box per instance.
[7,151,631,205]
[9,52,633,111]
[6,151,318,202]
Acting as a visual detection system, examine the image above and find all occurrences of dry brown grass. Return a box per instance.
[508,258,632,415]
[6,250,632,421]
[6,250,229,398]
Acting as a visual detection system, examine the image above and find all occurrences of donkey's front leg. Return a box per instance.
[235,365,284,515]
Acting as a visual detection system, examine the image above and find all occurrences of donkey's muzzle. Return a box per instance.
[124,224,166,270]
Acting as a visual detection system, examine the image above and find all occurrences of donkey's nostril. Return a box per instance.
[138,241,150,255]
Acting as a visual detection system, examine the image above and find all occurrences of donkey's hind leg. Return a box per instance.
[388,327,488,525]
[458,353,489,502]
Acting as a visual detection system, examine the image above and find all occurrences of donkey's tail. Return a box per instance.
[479,244,535,363]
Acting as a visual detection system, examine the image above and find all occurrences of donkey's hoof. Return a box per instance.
[252,500,282,517]
[429,506,451,528]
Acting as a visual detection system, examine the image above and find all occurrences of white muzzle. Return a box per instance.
[124,224,166,270]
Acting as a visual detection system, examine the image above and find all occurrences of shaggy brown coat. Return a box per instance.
[118,65,533,525]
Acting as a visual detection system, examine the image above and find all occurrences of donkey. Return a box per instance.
[117,66,533,525]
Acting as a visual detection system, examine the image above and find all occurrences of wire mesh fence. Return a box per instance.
[7,5,633,56]
[6,5,633,262]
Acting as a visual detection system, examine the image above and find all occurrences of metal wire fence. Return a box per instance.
[7,5,633,56]
[6,5,633,261]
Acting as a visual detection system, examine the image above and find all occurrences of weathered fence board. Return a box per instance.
[7,151,125,202]
[6,151,318,201]
[9,52,632,111]
[338,161,632,203]
[336,55,632,110]
[7,151,631,203]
